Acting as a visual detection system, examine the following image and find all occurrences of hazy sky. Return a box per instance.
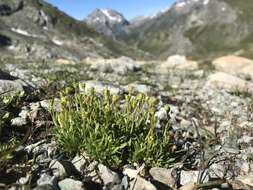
[47,0,176,20]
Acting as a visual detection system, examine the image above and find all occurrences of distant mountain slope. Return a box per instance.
[0,0,148,60]
[120,0,253,59]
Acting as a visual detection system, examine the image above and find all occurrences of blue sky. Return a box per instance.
[47,0,176,20]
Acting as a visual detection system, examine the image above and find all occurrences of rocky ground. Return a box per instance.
[0,55,253,190]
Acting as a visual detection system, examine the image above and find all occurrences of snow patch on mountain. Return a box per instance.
[11,28,32,37]
[175,0,210,8]
[100,9,123,22]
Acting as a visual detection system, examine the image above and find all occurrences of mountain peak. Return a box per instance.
[96,8,125,23]
[85,8,129,38]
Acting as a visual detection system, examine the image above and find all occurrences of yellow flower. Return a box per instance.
[112,95,119,104]
[148,97,157,106]
[78,82,85,91]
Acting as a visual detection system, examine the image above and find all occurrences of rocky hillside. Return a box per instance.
[119,0,253,60]
[85,8,129,39]
[1,54,253,189]
[0,0,148,60]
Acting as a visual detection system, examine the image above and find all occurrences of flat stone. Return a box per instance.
[212,55,253,78]
[180,170,199,186]
[179,182,197,190]
[149,167,176,187]
[205,72,253,92]
[129,176,157,190]
[230,173,253,190]
[59,178,86,190]
[123,168,139,179]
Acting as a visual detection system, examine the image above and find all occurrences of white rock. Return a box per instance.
[82,80,124,95]
[123,168,139,179]
[98,164,120,185]
[59,178,86,190]
[205,72,253,92]
[49,160,67,179]
[11,117,27,126]
[158,55,198,71]
[72,154,88,173]
[129,176,157,190]
[149,167,175,187]
[37,173,57,188]
[212,55,253,78]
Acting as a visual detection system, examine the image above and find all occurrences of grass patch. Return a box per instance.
[51,84,180,168]
[228,88,253,99]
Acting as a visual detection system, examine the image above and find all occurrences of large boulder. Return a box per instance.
[89,56,141,75]
[212,55,253,78]
[81,80,124,95]
[158,55,198,71]
[205,72,253,92]
[229,173,253,190]
[0,69,26,95]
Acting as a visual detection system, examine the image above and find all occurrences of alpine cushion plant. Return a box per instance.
[51,83,178,168]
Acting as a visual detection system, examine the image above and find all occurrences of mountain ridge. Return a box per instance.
[0,0,148,60]
[85,0,253,60]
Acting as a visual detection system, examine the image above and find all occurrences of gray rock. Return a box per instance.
[120,176,129,190]
[11,117,27,126]
[40,99,61,112]
[129,176,157,190]
[37,173,58,190]
[58,178,86,190]
[230,173,253,190]
[149,167,176,187]
[235,160,251,176]
[82,80,124,95]
[180,170,199,186]
[155,108,168,121]
[90,57,141,75]
[123,168,138,179]
[209,163,228,179]
[33,184,58,190]
[30,102,41,111]
[98,164,120,185]
[72,154,88,173]
[49,160,67,179]
[18,174,30,185]
[25,140,57,163]
[238,136,253,144]
[112,57,141,75]
[126,83,152,94]
[83,161,101,184]
[0,79,24,95]
[19,108,29,119]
